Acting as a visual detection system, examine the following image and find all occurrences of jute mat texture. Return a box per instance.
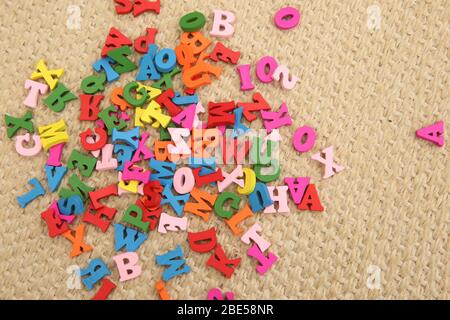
[0,0,448,299]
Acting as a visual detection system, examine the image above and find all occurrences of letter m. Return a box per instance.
[184,188,218,222]
[38,119,69,151]
[149,159,176,186]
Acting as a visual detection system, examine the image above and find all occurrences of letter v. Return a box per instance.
[45,165,68,192]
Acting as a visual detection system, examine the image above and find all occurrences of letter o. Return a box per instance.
[293,126,316,153]
[274,7,301,30]
[179,11,206,32]
[173,167,195,194]
[256,56,278,83]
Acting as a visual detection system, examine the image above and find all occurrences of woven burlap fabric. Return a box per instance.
[0,0,448,300]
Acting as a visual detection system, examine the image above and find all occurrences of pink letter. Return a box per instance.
[274,7,301,30]
[172,104,196,129]
[311,146,345,179]
[113,252,142,282]
[15,133,42,157]
[122,162,150,183]
[416,120,444,147]
[264,186,289,213]
[210,10,236,38]
[173,167,195,194]
[46,143,65,167]
[158,212,188,234]
[272,65,299,90]
[217,165,244,192]
[284,177,310,204]
[260,102,293,133]
[207,288,234,300]
[293,126,316,153]
[241,223,271,253]
[96,144,118,171]
[256,56,278,83]
[23,79,49,108]
[131,132,154,163]
[236,64,255,91]
[247,244,277,275]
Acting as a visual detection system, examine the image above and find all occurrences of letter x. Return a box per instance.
[31,59,64,90]
[217,165,244,192]
[311,146,344,179]
[63,224,93,258]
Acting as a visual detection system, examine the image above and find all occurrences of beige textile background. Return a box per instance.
[0,0,448,300]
